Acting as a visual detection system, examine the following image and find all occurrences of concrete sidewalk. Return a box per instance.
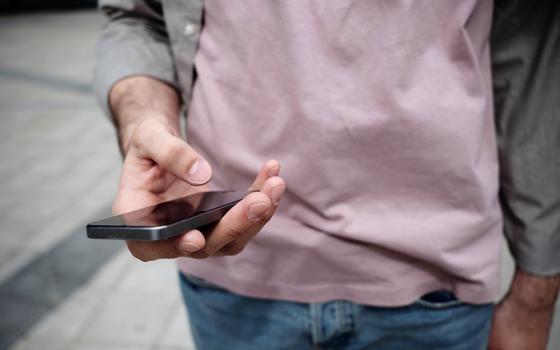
[0,9,194,350]
[11,251,195,350]
[0,10,120,284]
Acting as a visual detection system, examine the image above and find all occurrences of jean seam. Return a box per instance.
[309,303,322,345]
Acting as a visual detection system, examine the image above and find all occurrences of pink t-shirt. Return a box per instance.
[178,0,502,306]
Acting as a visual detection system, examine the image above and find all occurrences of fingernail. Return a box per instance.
[180,240,202,253]
[247,202,268,222]
[268,166,280,177]
[270,185,284,205]
[186,158,212,184]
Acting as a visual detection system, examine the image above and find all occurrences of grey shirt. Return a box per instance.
[492,0,560,276]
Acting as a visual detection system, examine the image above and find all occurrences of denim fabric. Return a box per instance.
[179,273,494,350]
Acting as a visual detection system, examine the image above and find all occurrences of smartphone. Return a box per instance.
[86,190,246,241]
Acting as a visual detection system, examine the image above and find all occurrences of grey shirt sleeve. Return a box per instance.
[93,0,180,118]
[492,0,560,276]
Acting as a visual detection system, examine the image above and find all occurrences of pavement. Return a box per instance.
[0,8,558,350]
[0,10,194,350]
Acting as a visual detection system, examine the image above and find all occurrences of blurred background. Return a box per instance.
[0,4,558,350]
[0,4,194,350]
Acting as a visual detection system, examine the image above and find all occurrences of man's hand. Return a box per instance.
[109,76,286,262]
[489,267,560,350]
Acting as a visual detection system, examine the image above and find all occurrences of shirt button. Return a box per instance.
[184,22,200,36]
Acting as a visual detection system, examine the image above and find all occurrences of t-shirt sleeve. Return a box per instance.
[94,0,180,118]
[492,0,560,276]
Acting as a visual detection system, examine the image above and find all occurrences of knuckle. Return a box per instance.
[189,250,210,259]
[222,244,245,256]
[224,225,246,240]
[158,139,182,166]
[248,191,269,202]
[259,210,274,223]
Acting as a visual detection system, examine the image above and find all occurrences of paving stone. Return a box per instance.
[87,249,136,291]
[2,197,68,226]
[16,287,102,346]
[0,80,89,119]
[72,341,150,350]
[78,290,177,346]
[0,222,122,349]
[0,217,36,247]
[0,9,188,350]
[0,245,19,271]
[117,259,181,300]
[0,179,119,283]
[0,248,39,283]
[0,11,103,83]
[155,346,194,350]
[9,336,72,350]
[158,306,195,350]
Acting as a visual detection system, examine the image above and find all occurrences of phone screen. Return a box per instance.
[91,191,246,228]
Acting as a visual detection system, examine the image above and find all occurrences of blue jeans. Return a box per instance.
[179,273,494,350]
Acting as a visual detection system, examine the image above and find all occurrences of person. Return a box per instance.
[94,0,559,349]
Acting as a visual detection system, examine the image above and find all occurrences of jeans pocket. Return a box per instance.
[180,272,225,291]
[415,290,463,309]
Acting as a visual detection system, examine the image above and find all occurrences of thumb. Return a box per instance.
[130,120,212,185]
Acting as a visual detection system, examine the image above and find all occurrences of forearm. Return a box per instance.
[509,267,560,311]
[109,76,182,154]
[490,266,560,349]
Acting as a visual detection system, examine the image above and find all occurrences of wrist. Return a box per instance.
[507,266,560,312]
[109,76,182,155]
[118,112,180,155]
